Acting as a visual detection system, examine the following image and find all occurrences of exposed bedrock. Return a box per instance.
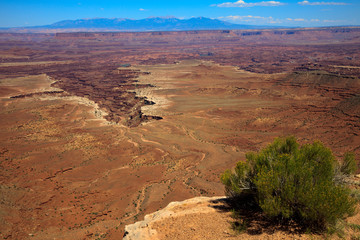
[0,61,162,126]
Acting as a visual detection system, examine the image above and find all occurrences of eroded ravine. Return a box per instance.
[1,60,360,239]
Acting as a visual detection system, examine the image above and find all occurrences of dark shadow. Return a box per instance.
[208,194,309,236]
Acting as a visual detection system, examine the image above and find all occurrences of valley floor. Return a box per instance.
[1,60,359,239]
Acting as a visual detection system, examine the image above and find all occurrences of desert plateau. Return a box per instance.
[0,28,360,239]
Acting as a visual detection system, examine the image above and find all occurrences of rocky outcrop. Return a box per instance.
[0,61,162,126]
[10,90,65,98]
[273,70,360,99]
[123,196,226,240]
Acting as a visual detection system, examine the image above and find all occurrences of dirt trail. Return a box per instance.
[1,60,359,239]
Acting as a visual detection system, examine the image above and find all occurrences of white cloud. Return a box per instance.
[220,15,268,20]
[220,14,348,26]
[220,15,348,25]
[219,15,283,24]
[285,17,316,22]
[298,1,347,5]
[139,8,147,11]
[286,18,304,21]
[213,0,285,7]
[220,15,272,21]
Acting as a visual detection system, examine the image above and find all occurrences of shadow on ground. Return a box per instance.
[209,195,309,236]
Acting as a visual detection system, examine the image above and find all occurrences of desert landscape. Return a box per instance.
[0,28,360,239]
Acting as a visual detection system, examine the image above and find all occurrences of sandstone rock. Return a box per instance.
[123,196,225,240]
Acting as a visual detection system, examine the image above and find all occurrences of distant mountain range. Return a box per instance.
[0,17,281,33]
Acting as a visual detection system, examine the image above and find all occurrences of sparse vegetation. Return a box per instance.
[349,223,360,232]
[221,136,358,233]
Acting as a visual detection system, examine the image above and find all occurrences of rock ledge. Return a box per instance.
[123,196,226,240]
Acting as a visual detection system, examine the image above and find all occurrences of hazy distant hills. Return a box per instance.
[47,17,255,30]
[0,17,278,33]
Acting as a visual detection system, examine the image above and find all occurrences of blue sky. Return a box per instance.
[0,0,359,28]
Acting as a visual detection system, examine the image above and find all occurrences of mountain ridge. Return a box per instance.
[0,17,282,33]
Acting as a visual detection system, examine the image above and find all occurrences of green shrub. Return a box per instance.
[341,152,357,176]
[221,136,357,232]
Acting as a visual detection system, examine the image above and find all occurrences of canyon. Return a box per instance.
[0,28,359,239]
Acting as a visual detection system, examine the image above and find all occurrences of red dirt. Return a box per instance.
[0,28,359,239]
